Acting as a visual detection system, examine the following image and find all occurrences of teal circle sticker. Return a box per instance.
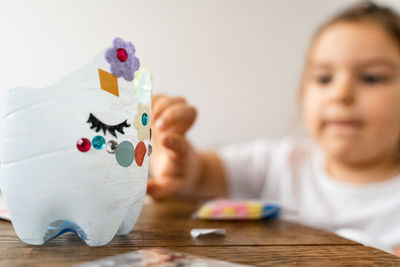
[115,141,135,167]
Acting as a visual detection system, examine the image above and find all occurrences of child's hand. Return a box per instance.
[393,247,400,257]
[147,94,200,200]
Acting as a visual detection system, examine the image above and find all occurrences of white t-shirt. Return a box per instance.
[218,138,400,253]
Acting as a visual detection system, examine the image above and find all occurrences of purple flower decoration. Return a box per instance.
[105,37,140,81]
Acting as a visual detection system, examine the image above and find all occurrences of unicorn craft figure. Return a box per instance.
[0,37,152,246]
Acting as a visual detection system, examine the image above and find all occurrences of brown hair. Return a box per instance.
[299,0,400,97]
[317,1,400,47]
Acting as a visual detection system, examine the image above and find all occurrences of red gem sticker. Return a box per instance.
[77,138,91,152]
[116,48,128,62]
[135,141,147,166]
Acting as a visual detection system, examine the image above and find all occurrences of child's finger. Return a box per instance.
[155,103,197,134]
[152,96,186,123]
[161,133,190,159]
[152,94,166,106]
[147,177,183,200]
[152,94,174,109]
[151,94,169,120]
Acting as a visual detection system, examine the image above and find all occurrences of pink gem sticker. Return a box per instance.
[116,48,128,62]
[77,138,91,152]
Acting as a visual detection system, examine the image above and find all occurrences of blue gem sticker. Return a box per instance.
[92,136,106,149]
[142,113,149,126]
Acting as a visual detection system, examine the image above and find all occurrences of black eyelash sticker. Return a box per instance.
[87,113,130,138]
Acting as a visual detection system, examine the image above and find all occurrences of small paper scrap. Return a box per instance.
[190,228,226,238]
[0,192,11,221]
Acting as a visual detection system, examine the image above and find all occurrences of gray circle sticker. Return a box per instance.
[115,141,135,167]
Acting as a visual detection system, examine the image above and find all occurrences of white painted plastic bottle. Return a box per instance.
[0,37,152,246]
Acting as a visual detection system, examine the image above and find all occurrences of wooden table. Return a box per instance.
[0,198,399,266]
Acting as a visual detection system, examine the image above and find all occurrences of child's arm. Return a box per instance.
[147,94,227,200]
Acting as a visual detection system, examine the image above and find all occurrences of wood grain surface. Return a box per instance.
[0,198,399,266]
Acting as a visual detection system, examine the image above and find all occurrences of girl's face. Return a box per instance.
[302,21,400,164]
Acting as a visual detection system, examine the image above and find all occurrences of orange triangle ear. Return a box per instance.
[98,69,119,96]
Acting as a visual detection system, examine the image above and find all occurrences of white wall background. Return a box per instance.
[0,0,399,147]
